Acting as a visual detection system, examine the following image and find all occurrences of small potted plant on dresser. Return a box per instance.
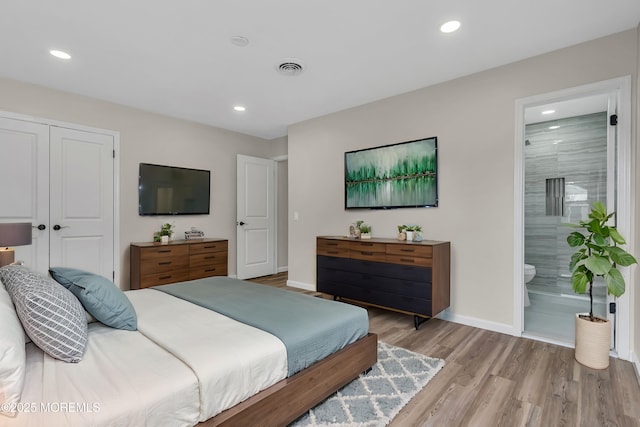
[154,223,174,243]
[567,201,636,369]
[359,223,372,239]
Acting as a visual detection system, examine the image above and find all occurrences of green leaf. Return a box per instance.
[605,267,625,297]
[593,233,607,246]
[569,252,584,271]
[567,232,585,247]
[584,255,612,275]
[592,201,607,219]
[609,227,626,245]
[607,246,638,267]
[572,270,590,294]
[586,218,603,234]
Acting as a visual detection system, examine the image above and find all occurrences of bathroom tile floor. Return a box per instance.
[524,291,606,344]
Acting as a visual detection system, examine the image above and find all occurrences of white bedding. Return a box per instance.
[126,289,288,422]
[4,322,200,427]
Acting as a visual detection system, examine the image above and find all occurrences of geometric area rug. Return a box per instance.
[289,342,445,427]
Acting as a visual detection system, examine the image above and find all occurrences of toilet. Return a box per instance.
[523,264,536,307]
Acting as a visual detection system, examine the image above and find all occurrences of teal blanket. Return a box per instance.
[153,277,368,376]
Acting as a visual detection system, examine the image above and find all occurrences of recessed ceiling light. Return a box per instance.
[233,105,246,112]
[231,36,249,47]
[542,110,556,115]
[49,50,71,59]
[440,20,461,33]
[549,125,560,130]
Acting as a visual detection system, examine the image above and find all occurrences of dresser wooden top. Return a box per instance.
[317,236,449,247]
[131,238,227,248]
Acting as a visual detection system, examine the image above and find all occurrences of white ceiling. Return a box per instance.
[2,1,639,139]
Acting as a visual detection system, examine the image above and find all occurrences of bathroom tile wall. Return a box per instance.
[524,112,607,294]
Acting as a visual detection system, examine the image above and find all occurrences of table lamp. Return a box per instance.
[0,223,32,267]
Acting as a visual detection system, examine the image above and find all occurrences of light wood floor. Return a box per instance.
[249,272,640,427]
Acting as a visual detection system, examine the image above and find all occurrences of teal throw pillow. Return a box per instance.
[49,267,137,331]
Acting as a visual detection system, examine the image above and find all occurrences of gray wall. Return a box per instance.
[287,29,638,331]
[0,77,284,288]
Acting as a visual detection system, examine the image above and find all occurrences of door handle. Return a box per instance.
[237,221,246,226]
[53,225,69,231]
[33,224,46,231]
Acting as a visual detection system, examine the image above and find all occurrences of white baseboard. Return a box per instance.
[287,279,315,291]
[277,266,288,273]
[436,309,516,336]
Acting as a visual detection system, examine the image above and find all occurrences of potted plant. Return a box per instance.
[154,223,174,243]
[359,223,372,239]
[567,201,636,369]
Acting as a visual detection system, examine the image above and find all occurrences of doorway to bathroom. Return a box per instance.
[514,77,632,356]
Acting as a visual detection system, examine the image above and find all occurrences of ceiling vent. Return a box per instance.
[276,60,304,76]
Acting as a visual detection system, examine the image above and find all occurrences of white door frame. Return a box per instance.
[513,76,632,359]
[0,110,121,285]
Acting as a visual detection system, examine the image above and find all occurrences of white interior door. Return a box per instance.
[49,126,114,279]
[0,117,50,272]
[236,155,276,280]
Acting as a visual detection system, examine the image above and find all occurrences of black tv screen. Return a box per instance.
[138,163,210,215]
[345,137,438,209]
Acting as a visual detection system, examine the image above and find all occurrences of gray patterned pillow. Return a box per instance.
[0,265,88,363]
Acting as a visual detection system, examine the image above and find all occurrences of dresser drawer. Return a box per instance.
[139,269,190,288]
[139,245,189,260]
[140,256,189,275]
[349,241,386,262]
[190,264,227,280]
[386,254,432,267]
[190,252,226,268]
[317,239,352,257]
[190,241,227,254]
[386,244,433,258]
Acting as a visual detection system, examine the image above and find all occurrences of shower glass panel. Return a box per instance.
[524,111,608,343]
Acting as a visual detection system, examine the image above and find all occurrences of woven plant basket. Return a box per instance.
[574,313,611,369]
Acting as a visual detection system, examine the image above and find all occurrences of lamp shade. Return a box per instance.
[0,223,32,247]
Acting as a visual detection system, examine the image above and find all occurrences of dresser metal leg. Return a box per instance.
[414,315,429,330]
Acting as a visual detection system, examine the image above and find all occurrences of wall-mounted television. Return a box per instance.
[345,137,438,209]
[138,163,211,215]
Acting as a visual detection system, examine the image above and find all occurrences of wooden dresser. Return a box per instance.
[316,236,450,329]
[130,238,228,289]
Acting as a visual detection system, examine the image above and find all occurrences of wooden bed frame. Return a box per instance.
[200,333,378,427]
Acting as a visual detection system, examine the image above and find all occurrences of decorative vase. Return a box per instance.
[406,231,414,242]
[413,232,423,242]
[574,313,611,369]
[397,232,406,241]
[160,235,169,244]
[360,233,371,239]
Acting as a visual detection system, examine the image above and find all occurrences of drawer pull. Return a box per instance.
[157,249,171,253]
[400,248,414,252]
[204,256,215,259]
[401,258,415,263]
[327,242,339,246]
[328,250,339,255]
[158,261,172,265]
[362,251,373,256]
[159,275,172,280]
[204,245,216,249]
[205,268,216,272]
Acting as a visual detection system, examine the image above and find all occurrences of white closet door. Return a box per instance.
[49,126,114,279]
[0,117,50,272]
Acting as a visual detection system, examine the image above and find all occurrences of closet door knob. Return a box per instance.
[53,224,69,231]
[33,224,46,231]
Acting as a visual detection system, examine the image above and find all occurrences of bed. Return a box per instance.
[0,266,377,427]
